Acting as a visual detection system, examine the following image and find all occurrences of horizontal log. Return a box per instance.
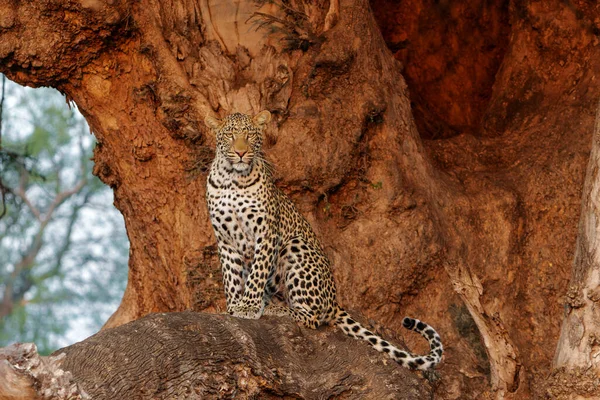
[0,312,435,399]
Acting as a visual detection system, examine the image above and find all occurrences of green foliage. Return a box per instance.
[0,77,128,355]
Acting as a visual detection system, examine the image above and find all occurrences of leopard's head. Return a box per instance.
[205,111,271,173]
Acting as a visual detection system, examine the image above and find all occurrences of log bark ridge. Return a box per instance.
[1,312,435,399]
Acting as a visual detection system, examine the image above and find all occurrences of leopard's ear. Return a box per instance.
[205,114,223,131]
[253,110,271,127]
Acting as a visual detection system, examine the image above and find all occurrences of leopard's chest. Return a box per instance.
[208,186,267,262]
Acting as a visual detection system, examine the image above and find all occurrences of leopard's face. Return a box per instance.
[205,111,271,173]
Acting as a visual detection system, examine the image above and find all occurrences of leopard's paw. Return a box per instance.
[230,303,263,320]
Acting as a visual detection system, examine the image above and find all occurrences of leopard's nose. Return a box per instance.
[233,136,249,158]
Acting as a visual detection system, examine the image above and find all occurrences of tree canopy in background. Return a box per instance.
[0,77,128,354]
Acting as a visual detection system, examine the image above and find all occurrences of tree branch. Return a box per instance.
[0,343,84,400]
[15,169,42,221]
[0,313,434,399]
[0,178,87,319]
[0,1,133,88]
[43,179,86,224]
[37,191,92,283]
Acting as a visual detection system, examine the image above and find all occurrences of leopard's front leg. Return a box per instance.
[230,218,279,320]
[216,241,245,314]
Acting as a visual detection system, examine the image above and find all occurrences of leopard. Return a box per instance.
[204,110,443,370]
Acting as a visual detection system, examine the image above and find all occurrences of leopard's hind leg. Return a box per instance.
[263,303,321,329]
[263,236,335,329]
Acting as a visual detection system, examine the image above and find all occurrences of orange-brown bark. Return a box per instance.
[371,0,511,139]
[549,100,600,399]
[373,0,600,398]
[0,0,599,398]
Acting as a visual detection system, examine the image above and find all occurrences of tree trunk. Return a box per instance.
[1,0,599,398]
[0,312,433,399]
[547,100,600,399]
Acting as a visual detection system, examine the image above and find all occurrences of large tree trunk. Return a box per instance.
[547,100,600,399]
[1,0,599,398]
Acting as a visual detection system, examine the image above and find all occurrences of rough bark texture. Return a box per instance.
[547,100,600,399]
[0,342,85,400]
[1,0,599,398]
[371,0,600,398]
[0,313,434,399]
[372,0,511,140]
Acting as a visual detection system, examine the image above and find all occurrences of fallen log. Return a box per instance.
[0,312,435,399]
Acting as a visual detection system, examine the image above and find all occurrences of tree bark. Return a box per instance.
[0,312,433,399]
[1,0,599,399]
[547,100,600,399]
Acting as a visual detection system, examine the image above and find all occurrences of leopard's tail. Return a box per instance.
[335,309,443,370]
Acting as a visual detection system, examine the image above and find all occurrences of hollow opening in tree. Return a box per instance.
[370,0,511,140]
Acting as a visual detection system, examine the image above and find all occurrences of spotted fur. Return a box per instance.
[205,111,443,370]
